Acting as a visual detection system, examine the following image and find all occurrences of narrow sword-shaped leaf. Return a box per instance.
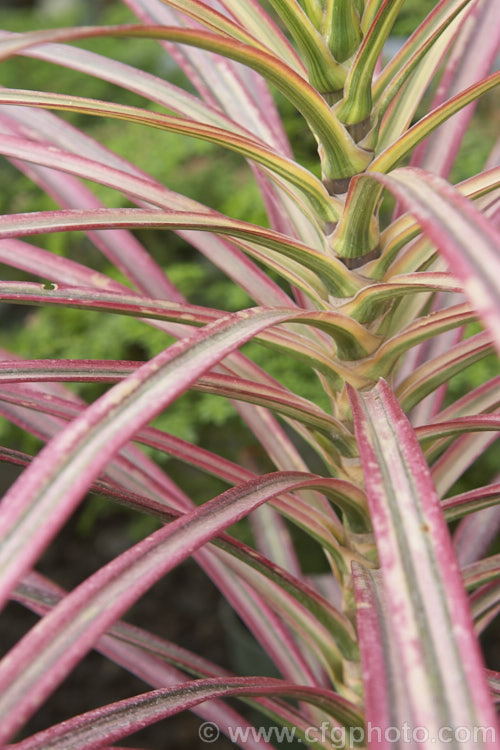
[416,414,500,446]
[0,204,359,297]
[12,578,269,750]
[0,104,323,299]
[373,0,473,101]
[0,105,338,222]
[0,376,368,529]
[412,0,500,178]
[0,281,380,359]
[0,373,340,683]
[339,272,462,322]
[0,472,365,742]
[396,331,493,412]
[0,438,347,566]
[0,308,319,612]
[9,676,362,750]
[443,484,500,523]
[12,580,322,750]
[373,168,500,279]
[372,72,500,167]
[371,8,467,151]
[462,555,500,592]
[0,121,184,301]
[198,0,304,71]
[431,431,499,498]
[0,102,305,302]
[351,563,407,749]
[372,168,500,354]
[0,363,351,445]
[453,503,500,567]
[360,302,478,378]
[349,379,498,746]
[485,669,500,704]
[469,580,500,634]
[122,0,294,156]
[0,25,370,179]
[15,519,355,691]
[0,30,264,132]
[142,0,275,51]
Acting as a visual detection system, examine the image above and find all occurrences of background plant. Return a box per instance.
[0,0,498,748]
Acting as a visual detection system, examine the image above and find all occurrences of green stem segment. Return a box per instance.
[323,0,362,63]
[334,0,406,125]
[330,175,381,260]
[265,0,348,92]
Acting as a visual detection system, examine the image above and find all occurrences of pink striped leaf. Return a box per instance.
[122,0,295,157]
[373,167,500,279]
[372,169,500,354]
[0,307,374,615]
[0,108,299,305]
[349,379,498,746]
[0,281,379,359]
[0,31,255,131]
[361,301,478,378]
[0,392,342,679]
[0,376,368,527]
[485,670,500,704]
[8,676,362,750]
[0,471,365,742]
[0,203,358,297]
[417,413,500,447]
[8,572,318,746]
[208,0,304,71]
[419,415,500,465]
[0,441,347,566]
[0,434,360,660]
[462,555,500,592]
[431,431,499,498]
[453,504,500,567]
[351,563,406,750]
[0,106,336,222]
[339,272,462,322]
[373,0,472,105]
[470,581,500,634]
[0,364,354,449]
[128,0,273,50]
[411,0,500,178]
[372,3,472,152]
[424,375,500,423]
[372,71,500,168]
[12,574,271,750]
[15,544,354,702]
[0,26,370,180]
[0,239,123,291]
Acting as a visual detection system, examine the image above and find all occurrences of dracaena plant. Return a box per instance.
[0,0,498,747]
